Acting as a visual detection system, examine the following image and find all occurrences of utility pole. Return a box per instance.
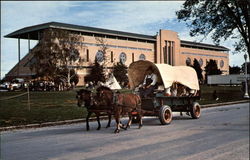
[243,53,249,98]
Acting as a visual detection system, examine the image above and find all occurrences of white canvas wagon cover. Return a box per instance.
[128,60,200,90]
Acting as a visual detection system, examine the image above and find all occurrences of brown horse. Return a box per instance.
[76,89,112,131]
[114,92,142,133]
[97,86,143,133]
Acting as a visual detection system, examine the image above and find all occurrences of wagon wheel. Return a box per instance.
[190,102,201,119]
[159,105,172,125]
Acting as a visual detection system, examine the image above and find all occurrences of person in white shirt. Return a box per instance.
[139,66,158,98]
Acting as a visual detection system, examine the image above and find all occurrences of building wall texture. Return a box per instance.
[4,22,229,86]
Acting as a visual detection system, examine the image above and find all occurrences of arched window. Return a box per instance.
[139,54,146,60]
[120,52,127,64]
[199,58,203,67]
[186,57,192,66]
[96,51,104,62]
[220,60,224,68]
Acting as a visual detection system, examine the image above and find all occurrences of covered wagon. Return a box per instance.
[128,60,201,124]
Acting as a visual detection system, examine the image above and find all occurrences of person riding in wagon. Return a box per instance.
[139,66,158,98]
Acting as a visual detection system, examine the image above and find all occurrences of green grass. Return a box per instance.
[0,90,86,127]
[0,85,246,127]
[199,85,245,105]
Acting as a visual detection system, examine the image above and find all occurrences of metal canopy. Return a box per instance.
[181,40,229,51]
[4,21,229,52]
[4,22,156,41]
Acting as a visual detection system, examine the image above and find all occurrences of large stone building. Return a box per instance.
[4,22,229,85]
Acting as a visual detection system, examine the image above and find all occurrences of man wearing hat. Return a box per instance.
[139,66,158,98]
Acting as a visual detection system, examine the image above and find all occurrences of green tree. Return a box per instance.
[204,60,222,83]
[70,70,79,85]
[176,0,250,58]
[113,62,128,86]
[95,37,111,79]
[85,58,106,85]
[55,68,79,85]
[229,65,241,74]
[85,37,110,86]
[192,58,203,83]
[30,28,84,86]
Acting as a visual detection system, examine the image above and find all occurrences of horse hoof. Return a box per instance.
[125,126,130,129]
[114,129,120,133]
[120,126,127,130]
[120,124,126,130]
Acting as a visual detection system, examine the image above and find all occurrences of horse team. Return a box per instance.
[76,86,142,133]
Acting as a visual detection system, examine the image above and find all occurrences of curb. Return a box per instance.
[1,100,249,132]
[201,99,249,108]
[0,116,108,132]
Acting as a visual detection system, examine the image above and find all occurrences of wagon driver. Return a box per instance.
[139,66,158,98]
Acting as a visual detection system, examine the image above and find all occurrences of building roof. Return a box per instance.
[4,21,156,41]
[5,21,229,51]
[180,40,229,51]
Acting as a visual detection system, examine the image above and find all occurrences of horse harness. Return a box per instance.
[112,91,141,108]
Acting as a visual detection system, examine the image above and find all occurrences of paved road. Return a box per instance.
[1,103,249,160]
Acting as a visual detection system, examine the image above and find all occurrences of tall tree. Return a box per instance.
[95,37,111,79]
[113,62,128,86]
[30,28,84,86]
[229,65,241,74]
[176,0,250,57]
[241,62,250,74]
[55,68,79,86]
[204,60,222,82]
[84,58,106,85]
[192,58,203,83]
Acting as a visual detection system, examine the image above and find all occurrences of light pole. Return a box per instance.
[243,53,249,98]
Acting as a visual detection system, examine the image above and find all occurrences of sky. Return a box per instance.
[0,1,247,79]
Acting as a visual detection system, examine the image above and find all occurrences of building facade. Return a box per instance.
[4,22,229,85]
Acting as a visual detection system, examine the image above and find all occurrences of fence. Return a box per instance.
[0,87,31,110]
[0,87,85,128]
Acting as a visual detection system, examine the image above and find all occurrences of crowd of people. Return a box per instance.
[0,79,76,92]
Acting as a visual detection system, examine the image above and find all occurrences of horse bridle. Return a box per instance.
[77,90,94,108]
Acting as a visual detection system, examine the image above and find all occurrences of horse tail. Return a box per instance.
[135,95,142,112]
[137,95,141,107]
